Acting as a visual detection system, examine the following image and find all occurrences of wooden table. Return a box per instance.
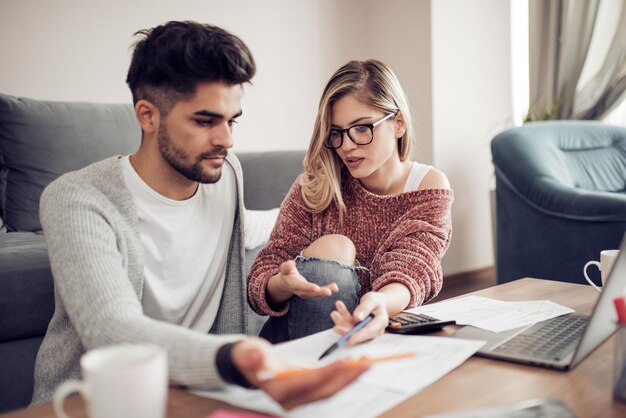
[3,278,626,418]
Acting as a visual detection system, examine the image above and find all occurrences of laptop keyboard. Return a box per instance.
[493,314,589,361]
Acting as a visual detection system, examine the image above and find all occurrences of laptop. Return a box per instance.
[452,233,626,370]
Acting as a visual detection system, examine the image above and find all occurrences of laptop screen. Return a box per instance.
[571,234,626,367]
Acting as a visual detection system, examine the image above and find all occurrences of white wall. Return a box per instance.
[0,0,342,152]
[0,0,517,275]
[365,0,434,165]
[431,0,514,273]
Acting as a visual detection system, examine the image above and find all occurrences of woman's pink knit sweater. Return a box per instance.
[248,172,454,316]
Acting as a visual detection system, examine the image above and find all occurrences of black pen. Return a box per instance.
[318,314,375,360]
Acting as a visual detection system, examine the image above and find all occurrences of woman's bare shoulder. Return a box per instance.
[419,167,451,190]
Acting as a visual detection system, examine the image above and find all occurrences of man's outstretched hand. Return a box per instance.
[231,338,368,410]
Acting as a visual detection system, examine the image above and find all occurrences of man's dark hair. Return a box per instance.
[126,21,256,112]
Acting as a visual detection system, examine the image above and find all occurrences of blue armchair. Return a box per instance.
[491,121,626,285]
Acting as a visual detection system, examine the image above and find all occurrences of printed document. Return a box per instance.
[407,296,574,333]
[194,330,484,418]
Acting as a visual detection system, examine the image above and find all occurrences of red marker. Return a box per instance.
[613,296,626,324]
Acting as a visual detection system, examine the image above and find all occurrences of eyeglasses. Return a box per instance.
[324,112,397,149]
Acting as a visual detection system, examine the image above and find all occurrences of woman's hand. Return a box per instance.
[231,338,368,410]
[266,260,338,305]
[330,292,390,345]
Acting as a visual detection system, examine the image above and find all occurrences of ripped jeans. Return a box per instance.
[259,255,361,344]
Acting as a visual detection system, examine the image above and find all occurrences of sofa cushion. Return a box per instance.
[0,94,140,232]
[0,337,43,413]
[0,232,54,342]
[237,151,305,210]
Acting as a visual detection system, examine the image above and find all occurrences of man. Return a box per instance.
[31,21,366,409]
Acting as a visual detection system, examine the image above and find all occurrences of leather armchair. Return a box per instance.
[491,120,626,284]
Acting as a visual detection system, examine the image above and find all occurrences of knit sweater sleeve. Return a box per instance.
[370,190,453,308]
[39,175,244,392]
[247,177,313,316]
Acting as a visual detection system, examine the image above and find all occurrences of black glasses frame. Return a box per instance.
[324,112,397,149]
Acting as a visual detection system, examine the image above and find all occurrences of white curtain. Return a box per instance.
[528,0,626,120]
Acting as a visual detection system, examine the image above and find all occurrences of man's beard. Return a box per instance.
[157,125,227,184]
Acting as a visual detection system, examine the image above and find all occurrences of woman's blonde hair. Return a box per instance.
[300,59,414,219]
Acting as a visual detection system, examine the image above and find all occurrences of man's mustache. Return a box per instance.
[198,148,228,160]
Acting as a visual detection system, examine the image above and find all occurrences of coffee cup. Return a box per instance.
[584,249,620,291]
[53,344,168,418]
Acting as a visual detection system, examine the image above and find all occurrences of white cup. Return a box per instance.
[584,250,620,291]
[53,344,168,418]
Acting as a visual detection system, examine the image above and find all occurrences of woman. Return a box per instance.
[248,59,453,345]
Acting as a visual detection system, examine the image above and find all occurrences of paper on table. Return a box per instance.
[193,330,484,418]
[406,296,574,333]
[195,381,406,418]
[276,331,485,394]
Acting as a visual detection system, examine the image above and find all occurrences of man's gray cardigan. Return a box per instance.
[31,154,248,404]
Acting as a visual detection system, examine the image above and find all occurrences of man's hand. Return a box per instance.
[231,338,368,410]
[266,260,338,305]
[330,293,389,345]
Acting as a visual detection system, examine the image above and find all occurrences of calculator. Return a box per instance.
[386,312,456,334]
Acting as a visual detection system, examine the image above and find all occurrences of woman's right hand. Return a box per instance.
[266,260,338,305]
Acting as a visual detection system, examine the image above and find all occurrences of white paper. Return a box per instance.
[195,381,406,418]
[407,296,575,333]
[193,330,484,418]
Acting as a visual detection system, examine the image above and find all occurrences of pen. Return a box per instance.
[318,313,375,360]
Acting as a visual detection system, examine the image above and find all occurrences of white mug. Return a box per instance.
[584,250,620,291]
[53,344,168,418]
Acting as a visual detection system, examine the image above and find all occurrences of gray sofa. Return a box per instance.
[0,93,305,413]
[491,121,626,285]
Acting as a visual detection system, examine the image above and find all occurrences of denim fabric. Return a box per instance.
[259,256,360,343]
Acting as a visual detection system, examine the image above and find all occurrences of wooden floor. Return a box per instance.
[432,266,497,302]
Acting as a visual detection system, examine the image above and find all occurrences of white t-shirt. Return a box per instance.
[404,162,432,192]
[120,156,236,332]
